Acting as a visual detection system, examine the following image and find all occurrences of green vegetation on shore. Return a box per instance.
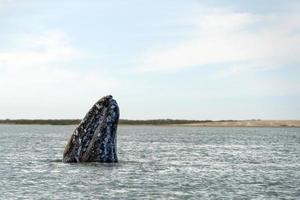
[120,119,223,125]
[0,119,236,125]
[0,119,80,125]
[0,119,298,127]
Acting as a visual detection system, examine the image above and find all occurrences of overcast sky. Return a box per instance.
[0,0,299,120]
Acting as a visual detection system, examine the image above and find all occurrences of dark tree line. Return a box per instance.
[0,119,234,125]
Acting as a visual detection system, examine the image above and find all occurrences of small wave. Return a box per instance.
[43,158,63,163]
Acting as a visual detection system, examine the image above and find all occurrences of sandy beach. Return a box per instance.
[176,120,300,127]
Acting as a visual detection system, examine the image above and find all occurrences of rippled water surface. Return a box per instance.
[0,125,299,199]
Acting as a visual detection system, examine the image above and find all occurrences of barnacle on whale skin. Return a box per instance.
[63,95,119,163]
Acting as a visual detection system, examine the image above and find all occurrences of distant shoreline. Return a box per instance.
[0,119,299,127]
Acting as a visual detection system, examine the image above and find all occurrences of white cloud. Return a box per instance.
[0,30,81,69]
[137,10,300,74]
[0,30,120,118]
[0,0,12,5]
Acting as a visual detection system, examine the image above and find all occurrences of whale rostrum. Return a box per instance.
[63,95,119,163]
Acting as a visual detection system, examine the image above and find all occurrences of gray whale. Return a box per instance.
[63,95,119,163]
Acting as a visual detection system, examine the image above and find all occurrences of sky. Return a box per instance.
[0,0,299,120]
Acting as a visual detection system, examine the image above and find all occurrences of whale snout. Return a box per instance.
[63,95,119,163]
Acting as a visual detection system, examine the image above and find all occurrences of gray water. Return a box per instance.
[0,125,299,199]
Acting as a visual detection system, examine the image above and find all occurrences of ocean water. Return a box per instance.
[0,125,299,199]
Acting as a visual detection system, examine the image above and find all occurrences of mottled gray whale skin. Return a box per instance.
[63,95,119,163]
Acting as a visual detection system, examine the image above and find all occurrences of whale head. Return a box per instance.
[63,95,119,163]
